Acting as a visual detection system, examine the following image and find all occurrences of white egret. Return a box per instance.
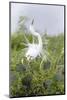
[25,19,43,60]
[21,19,49,69]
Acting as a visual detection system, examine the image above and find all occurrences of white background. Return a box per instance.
[0,0,67,100]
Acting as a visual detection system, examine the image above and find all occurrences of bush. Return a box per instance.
[10,32,64,97]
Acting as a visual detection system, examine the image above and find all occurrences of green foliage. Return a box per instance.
[10,16,64,97]
[10,32,64,97]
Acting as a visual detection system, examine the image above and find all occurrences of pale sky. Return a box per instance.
[11,2,64,35]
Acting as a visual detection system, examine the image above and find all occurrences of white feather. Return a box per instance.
[25,21,43,60]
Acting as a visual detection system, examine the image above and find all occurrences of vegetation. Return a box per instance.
[10,16,65,97]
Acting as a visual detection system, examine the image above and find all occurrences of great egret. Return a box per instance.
[25,19,43,60]
[21,19,49,69]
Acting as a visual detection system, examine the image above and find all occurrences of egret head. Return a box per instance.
[31,19,34,25]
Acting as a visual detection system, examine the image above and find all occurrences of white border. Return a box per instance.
[0,0,67,100]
